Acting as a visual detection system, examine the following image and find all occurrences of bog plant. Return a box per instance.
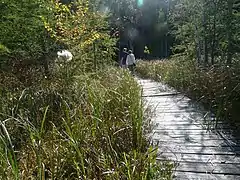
[0,0,174,179]
[136,58,240,125]
[0,68,173,179]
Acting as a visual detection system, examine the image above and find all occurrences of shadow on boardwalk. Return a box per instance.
[137,77,240,180]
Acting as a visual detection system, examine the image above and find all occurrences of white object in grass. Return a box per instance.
[57,50,73,62]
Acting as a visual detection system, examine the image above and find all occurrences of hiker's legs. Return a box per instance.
[128,65,134,74]
[122,64,127,69]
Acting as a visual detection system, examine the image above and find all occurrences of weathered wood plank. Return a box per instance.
[150,111,213,121]
[158,145,239,155]
[158,152,240,164]
[152,139,237,147]
[153,124,212,129]
[159,158,240,165]
[153,129,233,135]
[174,162,240,175]
[155,125,236,131]
[159,150,237,156]
[153,130,219,136]
[153,130,235,139]
[155,124,204,130]
[174,172,240,180]
[142,92,181,97]
[154,121,228,126]
[153,132,220,140]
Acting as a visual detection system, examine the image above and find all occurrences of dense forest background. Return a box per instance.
[1,0,240,63]
[102,0,240,63]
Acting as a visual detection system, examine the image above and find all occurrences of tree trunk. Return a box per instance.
[211,0,217,65]
[165,36,168,57]
[93,42,97,70]
[194,24,201,65]
[226,0,233,65]
[203,0,209,66]
[43,56,49,75]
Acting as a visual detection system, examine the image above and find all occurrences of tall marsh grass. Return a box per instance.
[0,67,173,179]
[136,58,240,124]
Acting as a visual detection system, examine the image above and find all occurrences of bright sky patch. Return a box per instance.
[137,0,143,7]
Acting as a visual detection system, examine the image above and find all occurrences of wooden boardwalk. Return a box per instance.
[137,78,240,180]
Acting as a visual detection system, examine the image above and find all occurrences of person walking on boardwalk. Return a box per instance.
[120,47,128,68]
[126,50,136,75]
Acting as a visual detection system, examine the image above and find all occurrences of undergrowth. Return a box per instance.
[0,66,173,179]
[136,57,240,125]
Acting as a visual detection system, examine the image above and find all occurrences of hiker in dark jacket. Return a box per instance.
[120,48,128,68]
